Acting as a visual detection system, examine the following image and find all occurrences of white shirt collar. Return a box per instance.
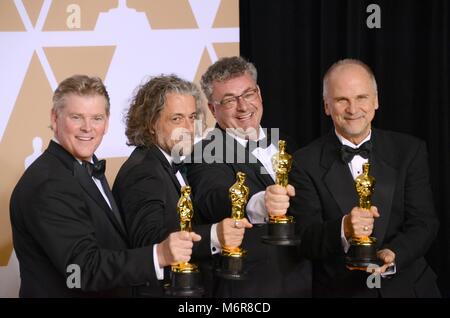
[225,126,266,148]
[335,130,371,148]
[157,146,185,165]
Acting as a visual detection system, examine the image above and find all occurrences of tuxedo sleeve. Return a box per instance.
[382,141,439,270]
[114,163,212,260]
[289,154,344,259]
[113,164,172,247]
[24,178,157,292]
[191,224,213,260]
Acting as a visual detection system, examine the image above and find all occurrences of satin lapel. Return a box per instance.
[73,162,127,238]
[46,140,77,171]
[149,146,183,194]
[322,133,359,216]
[163,164,183,194]
[47,141,127,239]
[369,133,397,245]
[324,161,359,216]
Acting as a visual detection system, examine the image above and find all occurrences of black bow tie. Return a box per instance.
[82,160,106,179]
[340,141,372,163]
[246,137,270,150]
[171,161,185,175]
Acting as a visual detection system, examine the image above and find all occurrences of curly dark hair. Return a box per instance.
[125,74,203,147]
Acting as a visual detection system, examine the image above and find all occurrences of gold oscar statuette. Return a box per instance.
[345,163,380,271]
[215,172,249,280]
[171,186,198,273]
[270,140,294,223]
[262,140,301,246]
[222,171,249,257]
[166,185,203,297]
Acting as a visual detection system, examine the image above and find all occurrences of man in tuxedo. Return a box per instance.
[112,75,251,297]
[285,59,440,297]
[186,56,312,297]
[10,75,197,297]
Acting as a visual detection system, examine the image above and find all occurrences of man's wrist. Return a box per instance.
[343,214,352,239]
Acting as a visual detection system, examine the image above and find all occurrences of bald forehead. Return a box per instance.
[328,63,371,82]
[325,63,377,97]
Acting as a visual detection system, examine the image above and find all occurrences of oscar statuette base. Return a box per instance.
[262,219,301,246]
[215,252,248,280]
[345,237,382,271]
[165,265,204,297]
[165,271,204,297]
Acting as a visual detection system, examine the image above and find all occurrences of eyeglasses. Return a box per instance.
[211,87,259,110]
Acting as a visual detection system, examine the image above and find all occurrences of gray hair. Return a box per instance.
[125,74,203,147]
[323,59,378,98]
[200,56,258,102]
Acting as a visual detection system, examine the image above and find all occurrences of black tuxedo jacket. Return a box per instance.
[10,141,156,297]
[112,145,212,297]
[290,129,440,297]
[186,127,312,297]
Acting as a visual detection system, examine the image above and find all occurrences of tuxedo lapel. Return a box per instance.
[163,163,183,194]
[47,140,127,239]
[73,162,127,239]
[324,161,358,216]
[369,131,397,244]
[322,134,359,216]
[149,146,183,194]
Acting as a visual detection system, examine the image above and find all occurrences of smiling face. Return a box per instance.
[208,72,263,138]
[51,94,109,161]
[153,92,197,156]
[323,63,378,145]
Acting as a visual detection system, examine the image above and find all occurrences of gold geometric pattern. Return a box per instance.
[105,157,127,185]
[194,48,213,84]
[0,53,53,265]
[43,0,118,31]
[127,0,198,29]
[44,46,116,83]
[213,42,240,60]
[213,0,239,28]
[194,48,215,128]
[0,0,25,31]
[22,0,45,28]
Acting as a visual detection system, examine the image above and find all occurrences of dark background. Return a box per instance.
[240,0,449,296]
